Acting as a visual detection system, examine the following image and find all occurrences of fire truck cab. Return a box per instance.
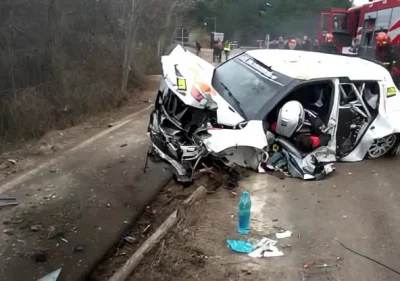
[318,0,400,59]
[356,0,400,60]
[318,8,357,53]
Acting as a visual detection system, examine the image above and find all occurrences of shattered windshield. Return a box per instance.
[212,57,286,120]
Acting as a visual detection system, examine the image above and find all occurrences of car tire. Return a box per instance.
[386,134,400,157]
[366,134,398,159]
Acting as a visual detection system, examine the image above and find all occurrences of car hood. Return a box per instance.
[161,45,245,126]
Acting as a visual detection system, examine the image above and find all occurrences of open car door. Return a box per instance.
[274,78,340,180]
[336,82,376,160]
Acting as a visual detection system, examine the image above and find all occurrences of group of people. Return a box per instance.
[268,34,337,54]
[195,39,232,63]
[211,39,232,62]
[196,31,399,82]
[269,36,320,51]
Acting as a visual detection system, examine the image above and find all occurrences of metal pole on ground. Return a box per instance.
[181,28,183,47]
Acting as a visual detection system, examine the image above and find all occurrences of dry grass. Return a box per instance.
[0,0,188,151]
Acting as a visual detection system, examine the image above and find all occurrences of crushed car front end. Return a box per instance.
[147,45,271,183]
[147,46,340,183]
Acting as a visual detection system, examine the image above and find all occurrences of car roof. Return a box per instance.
[246,49,390,81]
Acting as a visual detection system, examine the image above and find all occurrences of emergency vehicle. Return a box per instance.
[317,0,400,59]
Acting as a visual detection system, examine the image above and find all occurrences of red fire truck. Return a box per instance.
[317,0,400,59]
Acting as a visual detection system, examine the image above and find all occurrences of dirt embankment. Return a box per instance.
[91,173,255,281]
[0,76,160,184]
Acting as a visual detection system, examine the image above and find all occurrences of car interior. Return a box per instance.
[264,80,334,164]
[336,81,380,157]
[261,80,335,178]
[265,80,380,159]
[266,81,334,126]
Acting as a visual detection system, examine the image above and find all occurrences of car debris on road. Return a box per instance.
[0,196,19,208]
[227,236,289,258]
[37,268,61,281]
[147,45,400,183]
[276,230,292,239]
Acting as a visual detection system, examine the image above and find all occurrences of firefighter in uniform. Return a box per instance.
[320,33,337,54]
[375,31,394,71]
[375,31,400,87]
[285,39,298,50]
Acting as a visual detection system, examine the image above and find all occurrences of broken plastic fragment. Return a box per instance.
[37,268,61,281]
[276,230,292,239]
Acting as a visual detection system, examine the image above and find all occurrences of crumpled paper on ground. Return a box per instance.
[248,237,284,258]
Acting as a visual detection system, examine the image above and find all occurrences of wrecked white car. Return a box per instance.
[147,46,400,182]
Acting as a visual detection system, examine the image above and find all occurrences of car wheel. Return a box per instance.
[367,134,398,159]
[387,134,400,157]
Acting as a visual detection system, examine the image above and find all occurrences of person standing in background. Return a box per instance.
[216,40,223,62]
[224,40,231,61]
[277,36,285,49]
[375,31,393,70]
[320,33,337,54]
[302,36,312,51]
[313,39,320,51]
[212,40,220,62]
[195,40,201,56]
[285,38,298,50]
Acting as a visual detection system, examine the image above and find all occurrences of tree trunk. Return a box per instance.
[121,0,136,94]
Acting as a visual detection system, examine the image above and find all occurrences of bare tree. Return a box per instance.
[0,0,195,144]
[121,0,195,93]
[122,0,137,94]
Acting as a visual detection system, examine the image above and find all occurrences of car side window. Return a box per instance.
[339,82,379,117]
[361,82,380,111]
[339,84,358,105]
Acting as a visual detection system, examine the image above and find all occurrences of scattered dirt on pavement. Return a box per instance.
[0,74,172,281]
[90,181,202,280]
[90,176,279,281]
[0,75,160,183]
[112,161,400,281]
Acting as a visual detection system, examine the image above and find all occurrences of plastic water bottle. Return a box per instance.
[238,191,251,234]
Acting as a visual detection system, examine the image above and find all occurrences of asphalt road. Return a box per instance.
[0,76,172,281]
[1,47,396,281]
[240,156,400,281]
[190,47,400,280]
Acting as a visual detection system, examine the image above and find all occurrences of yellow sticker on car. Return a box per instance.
[177,78,186,90]
[387,87,397,97]
[272,143,280,152]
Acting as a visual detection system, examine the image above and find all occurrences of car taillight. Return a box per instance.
[191,87,204,101]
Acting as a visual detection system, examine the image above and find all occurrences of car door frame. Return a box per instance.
[266,77,341,155]
[336,81,374,159]
[324,78,341,155]
[273,78,341,179]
